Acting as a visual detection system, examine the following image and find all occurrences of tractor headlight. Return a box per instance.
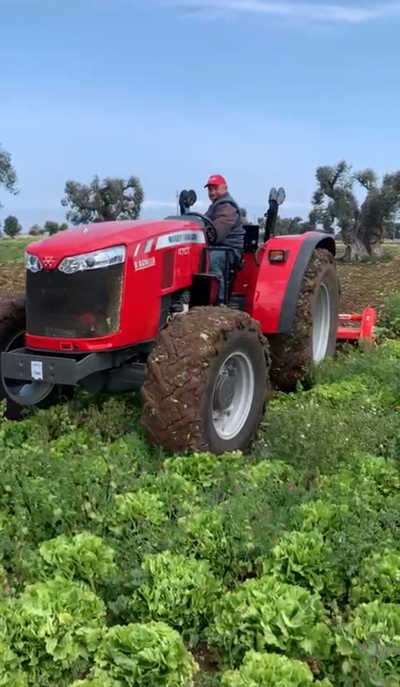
[58,245,126,274]
[25,252,43,272]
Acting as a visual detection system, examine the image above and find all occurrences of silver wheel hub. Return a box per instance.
[214,374,235,412]
[212,351,255,441]
[312,284,331,363]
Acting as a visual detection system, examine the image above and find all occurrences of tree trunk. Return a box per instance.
[366,225,384,258]
[340,221,369,262]
[342,239,369,261]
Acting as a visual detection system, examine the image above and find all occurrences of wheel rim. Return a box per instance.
[212,351,255,441]
[312,284,331,363]
[2,331,55,405]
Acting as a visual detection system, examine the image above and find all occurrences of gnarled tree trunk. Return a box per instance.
[340,221,369,261]
[366,225,384,258]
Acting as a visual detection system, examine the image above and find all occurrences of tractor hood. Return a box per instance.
[27,218,204,262]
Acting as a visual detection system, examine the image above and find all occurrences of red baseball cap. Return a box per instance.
[204,174,227,187]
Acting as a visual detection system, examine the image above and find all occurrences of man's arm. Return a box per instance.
[212,203,239,243]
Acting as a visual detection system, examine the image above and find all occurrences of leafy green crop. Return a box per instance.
[350,551,400,605]
[264,529,345,600]
[26,532,117,589]
[207,574,332,668]
[74,622,198,686]
[1,579,105,686]
[334,600,400,686]
[221,651,333,686]
[129,551,221,642]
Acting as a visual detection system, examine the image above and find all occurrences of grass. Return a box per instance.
[0,235,40,264]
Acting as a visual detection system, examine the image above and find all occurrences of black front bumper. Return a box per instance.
[1,348,114,386]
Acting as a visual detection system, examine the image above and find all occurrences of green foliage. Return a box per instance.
[0,235,39,264]
[107,488,169,559]
[28,223,44,236]
[178,503,257,584]
[264,529,345,600]
[0,143,18,206]
[207,575,332,668]
[26,532,117,589]
[0,338,398,685]
[334,601,400,686]
[163,450,245,491]
[129,551,221,642]
[61,174,144,224]
[76,622,198,686]
[221,651,333,687]
[1,579,105,686]
[3,214,22,237]
[377,291,400,339]
[44,220,68,235]
[349,551,400,605]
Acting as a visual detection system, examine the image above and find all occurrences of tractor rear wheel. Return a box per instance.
[141,306,271,454]
[0,295,73,420]
[267,247,339,391]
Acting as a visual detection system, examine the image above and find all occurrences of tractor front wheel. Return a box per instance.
[0,296,73,420]
[267,247,339,391]
[141,306,271,454]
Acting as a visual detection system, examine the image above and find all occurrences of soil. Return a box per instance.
[337,254,400,316]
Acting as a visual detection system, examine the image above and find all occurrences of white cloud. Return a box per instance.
[164,0,400,24]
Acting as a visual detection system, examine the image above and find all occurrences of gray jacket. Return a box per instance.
[205,192,245,253]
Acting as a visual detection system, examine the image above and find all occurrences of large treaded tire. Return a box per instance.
[141,306,271,455]
[0,295,73,420]
[267,248,339,391]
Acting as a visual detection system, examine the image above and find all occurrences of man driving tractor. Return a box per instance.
[204,174,245,304]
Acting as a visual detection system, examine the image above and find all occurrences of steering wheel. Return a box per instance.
[184,212,217,245]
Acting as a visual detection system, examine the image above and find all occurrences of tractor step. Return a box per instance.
[336,307,376,343]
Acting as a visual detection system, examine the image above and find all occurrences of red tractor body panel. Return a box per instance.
[232,232,335,334]
[25,219,207,351]
[248,234,310,333]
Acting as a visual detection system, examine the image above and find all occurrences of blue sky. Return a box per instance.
[1,0,400,230]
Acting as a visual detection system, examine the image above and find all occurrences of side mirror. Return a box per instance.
[265,186,286,240]
[268,187,286,206]
[277,187,286,206]
[179,189,198,215]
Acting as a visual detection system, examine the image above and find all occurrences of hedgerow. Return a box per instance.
[0,333,398,686]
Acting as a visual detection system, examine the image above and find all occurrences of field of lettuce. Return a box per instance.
[0,291,399,687]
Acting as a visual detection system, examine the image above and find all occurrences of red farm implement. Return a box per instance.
[337,307,377,345]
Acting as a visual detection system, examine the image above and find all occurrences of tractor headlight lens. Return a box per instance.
[25,252,43,272]
[58,245,126,274]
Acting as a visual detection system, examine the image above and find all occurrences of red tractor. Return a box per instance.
[1,187,341,454]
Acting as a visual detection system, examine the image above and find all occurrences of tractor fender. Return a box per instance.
[278,232,336,333]
[250,232,336,335]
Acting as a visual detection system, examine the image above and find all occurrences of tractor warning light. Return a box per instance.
[268,249,287,262]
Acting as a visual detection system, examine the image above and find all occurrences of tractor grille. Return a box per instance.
[26,264,123,338]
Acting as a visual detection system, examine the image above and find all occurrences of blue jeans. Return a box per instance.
[209,249,239,303]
